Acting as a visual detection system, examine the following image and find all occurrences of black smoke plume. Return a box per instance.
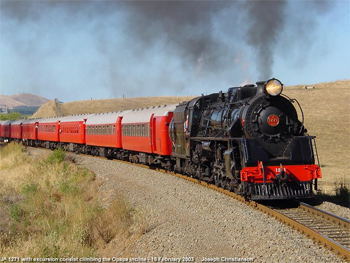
[0,1,334,98]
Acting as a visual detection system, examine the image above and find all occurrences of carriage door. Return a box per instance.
[116,116,123,148]
[149,114,157,153]
[35,122,39,140]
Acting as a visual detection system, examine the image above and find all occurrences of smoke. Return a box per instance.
[244,0,286,80]
[0,1,335,100]
[121,1,231,72]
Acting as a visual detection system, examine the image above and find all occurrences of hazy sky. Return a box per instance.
[0,0,349,102]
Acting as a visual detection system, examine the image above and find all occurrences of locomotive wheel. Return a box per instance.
[214,175,222,187]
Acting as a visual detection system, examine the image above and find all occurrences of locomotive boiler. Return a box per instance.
[169,78,321,200]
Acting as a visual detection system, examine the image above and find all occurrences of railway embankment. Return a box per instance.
[0,143,144,257]
[1,144,349,261]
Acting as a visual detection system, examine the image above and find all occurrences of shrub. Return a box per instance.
[335,184,350,206]
[47,148,66,164]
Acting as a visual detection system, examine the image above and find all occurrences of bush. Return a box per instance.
[335,184,350,206]
[47,148,66,164]
[0,112,22,121]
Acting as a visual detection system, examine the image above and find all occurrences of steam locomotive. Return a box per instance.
[170,78,321,199]
[0,78,321,200]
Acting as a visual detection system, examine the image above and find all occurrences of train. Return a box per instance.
[0,78,322,200]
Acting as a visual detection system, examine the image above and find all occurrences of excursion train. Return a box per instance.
[0,78,322,200]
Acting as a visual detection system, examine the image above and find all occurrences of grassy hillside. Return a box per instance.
[283,80,349,193]
[9,93,49,106]
[0,95,25,108]
[0,143,143,256]
[31,80,350,193]
[32,96,194,118]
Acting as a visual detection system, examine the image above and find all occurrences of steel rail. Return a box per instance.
[142,168,350,261]
[298,201,350,229]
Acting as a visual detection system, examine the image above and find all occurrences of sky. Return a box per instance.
[0,0,349,102]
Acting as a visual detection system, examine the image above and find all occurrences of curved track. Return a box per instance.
[273,201,350,260]
[146,166,350,261]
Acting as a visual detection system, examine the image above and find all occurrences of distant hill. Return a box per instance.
[0,93,50,114]
[8,93,49,106]
[0,95,25,108]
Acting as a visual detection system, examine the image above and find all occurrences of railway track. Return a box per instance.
[271,201,350,261]
[148,167,350,261]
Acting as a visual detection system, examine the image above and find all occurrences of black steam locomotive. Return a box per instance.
[169,78,321,200]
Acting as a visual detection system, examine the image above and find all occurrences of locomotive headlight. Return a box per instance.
[265,79,283,96]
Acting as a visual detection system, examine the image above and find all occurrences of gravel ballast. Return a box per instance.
[27,148,349,262]
[76,154,348,262]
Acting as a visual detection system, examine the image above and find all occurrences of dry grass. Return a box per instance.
[0,143,145,257]
[31,100,59,118]
[283,80,349,194]
[33,96,195,118]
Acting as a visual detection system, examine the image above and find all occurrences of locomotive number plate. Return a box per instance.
[267,114,279,127]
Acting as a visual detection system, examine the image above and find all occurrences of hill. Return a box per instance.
[8,93,49,106]
[31,80,350,193]
[0,93,50,114]
[0,95,25,108]
[282,80,349,193]
[32,96,195,118]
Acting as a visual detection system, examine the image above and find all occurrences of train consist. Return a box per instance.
[0,78,322,200]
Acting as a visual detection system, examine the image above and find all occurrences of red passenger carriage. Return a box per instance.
[121,105,176,156]
[37,118,60,148]
[59,115,91,145]
[0,120,12,141]
[22,119,38,143]
[10,119,23,141]
[85,111,128,156]
[0,121,3,140]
